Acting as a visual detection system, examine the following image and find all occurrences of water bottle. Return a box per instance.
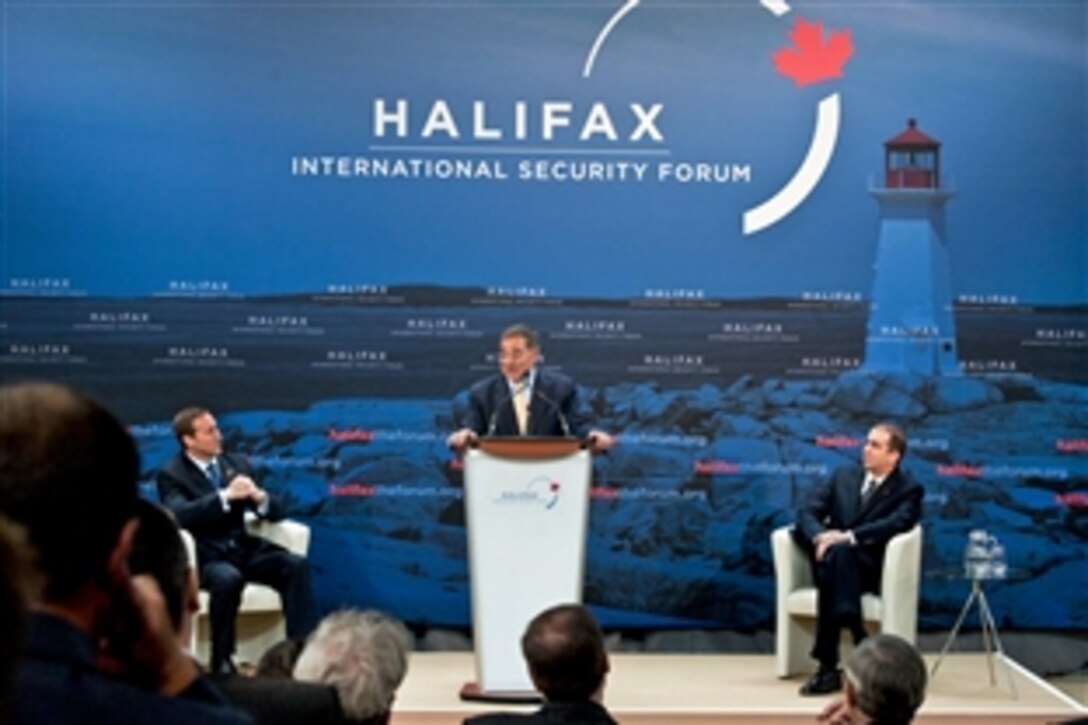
[989,540,1008,579]
[963,529,992,579]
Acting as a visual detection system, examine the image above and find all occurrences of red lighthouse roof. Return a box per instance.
[885,118,939,148]
[882,118,942,189]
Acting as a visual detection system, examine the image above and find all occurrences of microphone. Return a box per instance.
[485,407,503,437]
[532,387,572,438]
[486,384,520,437]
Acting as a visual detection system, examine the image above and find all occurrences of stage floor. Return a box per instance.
[392,652,1087,724]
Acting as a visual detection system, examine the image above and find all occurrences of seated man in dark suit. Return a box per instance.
[464,603,616,725]
[447,324,614,452]
[793,422,923,696]
[0,382,249,724]
[129,498,345,725]
[157,406,316,673]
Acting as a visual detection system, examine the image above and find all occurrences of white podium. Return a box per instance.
[461,438,591,701]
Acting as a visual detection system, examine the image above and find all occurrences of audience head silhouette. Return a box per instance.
[522,603,610,703]
[0,382,139,604]
[845,633,927,724]
[128,499,198,643]
[294,608,413,724]
[0,382,250,723]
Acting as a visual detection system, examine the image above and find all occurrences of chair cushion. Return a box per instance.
[197,583,282,614]
[785,588,884,621]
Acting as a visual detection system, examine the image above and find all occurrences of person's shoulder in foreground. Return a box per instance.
[0,382,251,724]
[464,699,616,724]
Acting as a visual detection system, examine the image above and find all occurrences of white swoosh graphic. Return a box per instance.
[583,0,640,78]
[586,0,789,78]
[742,92,840,235]
[760,0,791,17]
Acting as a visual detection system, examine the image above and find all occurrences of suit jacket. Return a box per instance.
[796,465,923,554]
[464,700,616,724]
[157,452,285,566]
[211,674,345,725]
[460,370,588,439]
[11,613,252,724]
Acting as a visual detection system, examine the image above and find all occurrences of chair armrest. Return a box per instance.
[879,524,923,641]
[772,526,812,596]
[880,524,923,595]
[179,529,198,569]
[246,519,311,556]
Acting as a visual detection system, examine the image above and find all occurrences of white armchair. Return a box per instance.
[771,524,923,678]
[180,519,311,667]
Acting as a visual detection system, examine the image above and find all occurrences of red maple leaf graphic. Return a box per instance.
[773,18,854,87]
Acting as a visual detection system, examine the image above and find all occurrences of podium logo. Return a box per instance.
[493,476,561,510]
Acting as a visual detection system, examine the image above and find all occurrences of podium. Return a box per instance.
[461,437,592,701]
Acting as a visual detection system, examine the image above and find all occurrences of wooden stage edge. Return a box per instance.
[391,652,1087,724]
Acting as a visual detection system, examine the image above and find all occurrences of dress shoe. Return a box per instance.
[799,668,842,696]
[211,658,237,675]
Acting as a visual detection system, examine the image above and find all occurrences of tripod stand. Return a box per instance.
[930,576,1018,698]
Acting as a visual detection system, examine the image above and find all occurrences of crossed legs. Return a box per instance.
[202,539,316,670]
[811,544,880,669]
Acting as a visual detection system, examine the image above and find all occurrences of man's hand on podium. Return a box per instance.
[448,427,613,453]
[447,428,479,452]
[587,430,614,453]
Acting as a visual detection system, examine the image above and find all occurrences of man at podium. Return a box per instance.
[447,324,613,452]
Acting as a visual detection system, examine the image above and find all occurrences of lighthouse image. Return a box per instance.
[864,118,959,376]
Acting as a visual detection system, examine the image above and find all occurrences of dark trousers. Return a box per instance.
[792,529,882,669]
[201,537,317,667]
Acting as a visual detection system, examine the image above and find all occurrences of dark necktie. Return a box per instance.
[860,475,877,504]
[206,459,223,488]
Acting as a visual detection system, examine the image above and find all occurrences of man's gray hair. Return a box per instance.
[845,633,927,724]
[293,609,412,721]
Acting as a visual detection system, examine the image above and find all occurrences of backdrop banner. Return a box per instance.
[2,0,1085,632]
